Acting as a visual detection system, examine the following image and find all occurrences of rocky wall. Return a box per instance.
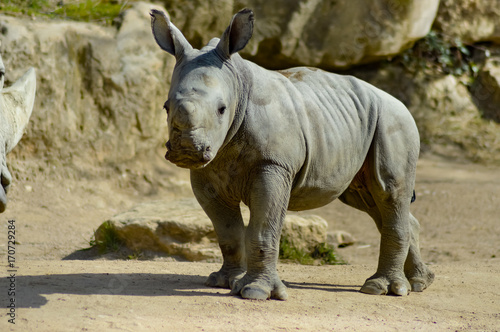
[0,2,174,166]
[0,1,499,167]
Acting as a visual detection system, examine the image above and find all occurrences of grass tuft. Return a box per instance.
[279,236,346,265]
[0,0,131,26]
[93,221,123,254]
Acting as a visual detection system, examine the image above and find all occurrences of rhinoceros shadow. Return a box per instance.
[5,273,221,309]
[285,281,361,294]
[7,273,362,308]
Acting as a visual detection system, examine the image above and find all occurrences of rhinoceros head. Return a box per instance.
[151,9,253,169]
[0,53,36,212]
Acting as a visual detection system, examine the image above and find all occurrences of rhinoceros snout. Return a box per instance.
[165,138,213,169]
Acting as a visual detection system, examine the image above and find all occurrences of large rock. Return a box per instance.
[348,64,500,163]
[161,0,235,49]
[433,0,500,44]
[0,2,173,164]
[409,74,500,162]
[97,199,219,261]
[96,199,328,261]
[162,0,439,69]
[235,0,440,69]
[281,214,327,253]
[471,56,500,123]
[1,0,498,170]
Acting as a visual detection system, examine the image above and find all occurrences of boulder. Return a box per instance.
[347,62,500,163]
[281,214,327,253]
[433,0,500,44]
[471,56,500,123]
[327,231,356,248]
[96,198,329,261]
[235,0,440,69]
[162,0,439,69]
[161,0,235,49]
[409,74,500,161]
[96,199,219,261]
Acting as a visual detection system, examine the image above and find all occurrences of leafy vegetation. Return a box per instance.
[279,236,346,265]
[82,223,144,259]
[388,30,500,163]
[91,221,123,254]
[395,30,484,81]
[0,0,132,25]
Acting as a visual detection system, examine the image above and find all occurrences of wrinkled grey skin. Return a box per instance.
[151,9,434,300]
[0,53,36,212]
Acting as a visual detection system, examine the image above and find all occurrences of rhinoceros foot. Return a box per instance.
[360,272,411,296]
[230,273,288,301]
[407,266,435,292]
[205,266,246,289]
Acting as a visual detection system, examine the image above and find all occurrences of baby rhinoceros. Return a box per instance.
[151,8,434,300]
[0,53,36,213]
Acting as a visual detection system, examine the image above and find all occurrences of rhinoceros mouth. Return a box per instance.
[165,142,213,169]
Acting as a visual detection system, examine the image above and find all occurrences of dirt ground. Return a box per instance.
[1,154,499,331]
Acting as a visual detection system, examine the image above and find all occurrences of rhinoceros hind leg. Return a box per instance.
[342,107,434,296]
[408,273,434,292]
[340,174,414,296]
[360,273,410,296]
[404,213,435,292]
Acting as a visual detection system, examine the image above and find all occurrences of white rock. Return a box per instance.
[96,198,329,261]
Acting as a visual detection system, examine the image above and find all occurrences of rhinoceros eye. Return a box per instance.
[218,106,226,115]
[163,100,170,115]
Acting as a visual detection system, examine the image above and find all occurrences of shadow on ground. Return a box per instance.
[4,271,363,309]
[285,281,361,294]
[6,273,217,308]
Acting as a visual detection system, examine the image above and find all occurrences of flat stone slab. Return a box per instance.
[96,198,328,261]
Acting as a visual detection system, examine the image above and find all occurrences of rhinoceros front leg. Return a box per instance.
[360,199,413,296]
[191,173,246,289]
[230,166,291,300]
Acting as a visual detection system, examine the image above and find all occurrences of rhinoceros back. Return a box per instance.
[279,67,410,210]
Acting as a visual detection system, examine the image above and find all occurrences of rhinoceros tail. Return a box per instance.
[411,190,416,203]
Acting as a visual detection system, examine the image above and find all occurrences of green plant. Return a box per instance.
[127,250,143,260]
[279,236,346,265]
[0,0,131,26]
[93,221,123,254]
[311,242,346,265]
[52,0,130,25]
[396,30,478,79]
[279,237,314,265]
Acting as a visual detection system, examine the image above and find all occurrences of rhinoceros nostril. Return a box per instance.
[205,146,211,152]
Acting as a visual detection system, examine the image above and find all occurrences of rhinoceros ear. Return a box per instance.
[150,9,192,60]
[216,8,254,59]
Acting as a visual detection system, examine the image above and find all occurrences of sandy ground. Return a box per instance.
[1,155,500,331]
